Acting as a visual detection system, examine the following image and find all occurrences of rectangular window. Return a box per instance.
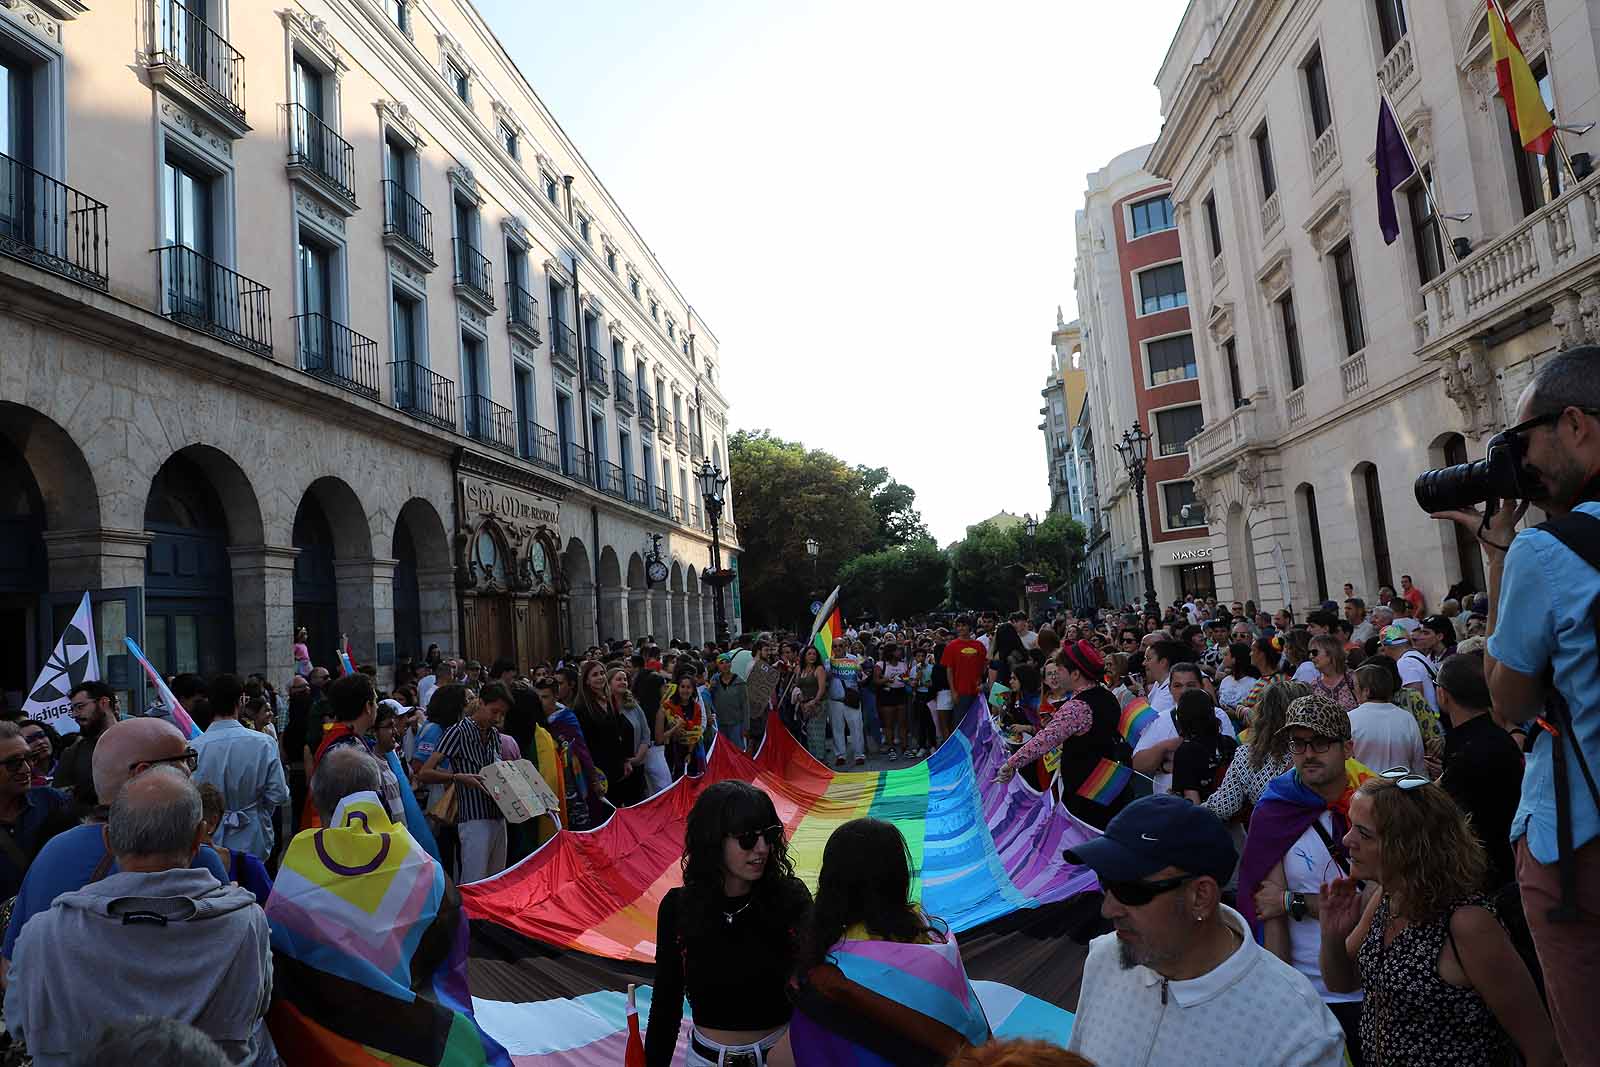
[650,298,659,320]
[577,215,590,242]
[1511,58,1562,216]
[1253,123,1276,200]
[386,0,410,33]
[543,173,559,205]
[1203,193,1222,258]
[1129,194,1175,238]
[1155,405,1204,456]
[606,248,617,273]
[1363,466,1393,590]
[630,275,641,298]
[162,154,213,254]
[514,364,534,455]
[296,232,333,319]
[643,438,655,494]
[461,333,485,399]
[1279,293,1305,390]
[505,240,528,292]
[448,61,469,104]
[1302,486,1329,602]
[667,321,676,341]
[1163,482,1204,529]
[1408,170,1445,285]
[619,429,633,493]
[1332,242,1366,354]
[1224,338,1244,408]
[1375,0,1408,55]
[1137,263,1188,315]
[0,50,37,167]
[392,289,422,364]
[555,391,574,473]
[1146,333,1197,386]
[499,122,517,157]
[591,412,607,471]
[1304,48,1332,137]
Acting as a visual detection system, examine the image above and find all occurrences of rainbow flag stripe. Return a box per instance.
[1119,697,1157,745]
[1075,758,1133,805]
[813,607,842,663]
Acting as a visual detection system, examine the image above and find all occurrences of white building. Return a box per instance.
[1148,0,1600,615]
[0,0,740,708]
[1044,314,1091,526]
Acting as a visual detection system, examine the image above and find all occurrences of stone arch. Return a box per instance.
[686,566,702,646]
[0,402,100,537]
[597,546,625,644]
[1292,483,1328,608]
[1225,502,1258,606]
[564,537,596,651]
[394,498,453,664]
[1351,461,1394,597]
[291,477,375,672]
[626,552,649,640]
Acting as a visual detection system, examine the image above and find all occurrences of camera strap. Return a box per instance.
[1530,511,1600,922]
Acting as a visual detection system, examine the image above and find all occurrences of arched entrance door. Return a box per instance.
[144,453,235,676]
[0,433,47,704]
[393,519,420,661]
[293,494,339,672]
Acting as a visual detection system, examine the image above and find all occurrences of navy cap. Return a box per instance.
[1063,794,1237,883]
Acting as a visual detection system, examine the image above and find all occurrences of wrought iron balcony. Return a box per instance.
[672,494,686,524]
[520,419,560,471]
[548,318,579,376]
[599,460,626,499]
[562,441,594,484]
[637,389,655,428]
[692,503,702,529]
[691,431,704,459]
[153,245,271,356]
[452,239,494,310]
[630,474,648,507]
[0,152,108,290]
[461,393,515,454]
[674,418,689,454]
[584,345,609,397]
[507,282,541,345]
[657,404,673,443]
[613,369,634,412]
[653,487,670,516]
[148,0,247,132]
[390,359,455,430]
[293,313,378,400]
[286,104,356,206]
[382,180,434,266]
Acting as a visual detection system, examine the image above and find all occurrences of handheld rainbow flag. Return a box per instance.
[809,586,842,663]
[124,636,201,740]
[1118,696,1158,746]
[337,634,356,676]
[1076,757,1134,805]
[1486,0,1554,154]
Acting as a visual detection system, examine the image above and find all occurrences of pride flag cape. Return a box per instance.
[459,701,1101,1061]
[1118,696,1157,746]
[124,636,202,740]
[266,791,510,1067]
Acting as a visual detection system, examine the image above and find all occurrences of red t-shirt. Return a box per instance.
[1403,586,1425,616]
[940,639,988,697]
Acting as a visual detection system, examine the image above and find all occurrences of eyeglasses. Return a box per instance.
[1379,766,1429,790]
[0,753,34,775]
[1286,736,1339,754]
[128,748,199,776]
[1102,872,1199,907]
[68,700,98,714]
[729,824,783,850]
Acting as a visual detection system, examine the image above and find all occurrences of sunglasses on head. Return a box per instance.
[1102,872,1199,907]
[1378,766,1429,790]
[730,824,783,850]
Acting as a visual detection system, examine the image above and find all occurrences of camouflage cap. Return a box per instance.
[1277,693,1352,742]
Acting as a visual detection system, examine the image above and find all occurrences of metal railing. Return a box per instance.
[390,359,455,430]
[637,389,655,425]
[507,282,540,341]
[286,104,356,203]
[293,313,378,400]
[0,152,108,290]
[453,239,494,307]
[584,346,608,390]
[614,368,633,401]
[630,474,648,506]
[657,404,673,439]
[461,393,515,453]
[549,318,578,369]
[151,0,246,121]
[520,420,560,471]
[599,460,626,499]
[692,503,702,529]
[691,432,704,458]
[382,180,433,262]
[672,495,686,523]
[153,245,271,356]
[674,418,688,451]
[562,440,593,484]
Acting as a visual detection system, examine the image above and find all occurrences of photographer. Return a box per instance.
[1432,345,1600,1060]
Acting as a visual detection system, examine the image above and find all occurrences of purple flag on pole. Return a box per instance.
[1375,97,1417,244]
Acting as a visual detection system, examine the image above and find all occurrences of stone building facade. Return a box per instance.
[0,0,740,710]
[1149,0,1600,613]
[1042,315,1088,524]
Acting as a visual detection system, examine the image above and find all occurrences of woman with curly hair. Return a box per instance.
[658,665,709,780]
[767,818,990,1067]
[645,781,811,1067]
[1204,680,1312,822]
[1320,774,1558,1067]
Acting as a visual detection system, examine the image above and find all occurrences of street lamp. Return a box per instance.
[1023,513,1038,539]
[1115,421,1159,617]
[804,537,820,594]
[695,457,733,643]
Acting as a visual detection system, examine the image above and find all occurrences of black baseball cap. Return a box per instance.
[1063,794,1237,883]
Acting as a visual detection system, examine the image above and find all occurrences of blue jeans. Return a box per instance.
[719,719,744,750]
[861,689,880,748]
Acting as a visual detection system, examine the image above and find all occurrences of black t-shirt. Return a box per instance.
[1441,713,1523,890]
[1172,734,1238,799]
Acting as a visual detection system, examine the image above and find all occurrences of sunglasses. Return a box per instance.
[729,824,784,850]
[1378,766,1429,790]
[0,753,34,775]
[1102,872,1199,907]
[1502,406,1600,439]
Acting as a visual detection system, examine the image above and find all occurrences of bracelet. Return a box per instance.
[1284,890,1292,917]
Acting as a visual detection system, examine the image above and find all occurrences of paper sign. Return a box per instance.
[746,660,780,713]
[483,759,561,825]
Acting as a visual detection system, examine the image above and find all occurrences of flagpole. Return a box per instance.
[1550,131,1586,192]
[1377,76,1463,263]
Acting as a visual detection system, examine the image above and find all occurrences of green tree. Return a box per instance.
[855,465,928,552]
[836,539,950,620]
[945,515,1087,611]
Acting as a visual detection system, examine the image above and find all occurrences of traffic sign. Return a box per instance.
[810,600,823,615]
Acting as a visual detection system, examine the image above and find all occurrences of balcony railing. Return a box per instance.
[637,389,655,427]
[1260,190,1282,235]
[564,441,595,484]
[723,517,738,543]
[382,180,434,264]
[293,314,379,400]
[1310,125,1338,185]
[286,103,356,205]
[674,419,689,453]
[692,503,702,529]
[653,487,670,516]
[598,460,626,499]
[691,431,704,459]
[0,152,108,290]
[1340,352,1369,398]
[613,369,634,412]
[1186,400,1278,472]
[507,282,541,343]
[657,404,673,442]
[672,494,686,523]
[453,239,494,309]
[153,245,272,356]
[520,420,560,471]
[151,0,246,124]
[630,474,648,506]
[1377,34,1417,99]
[461,394,515,453]
[549,318,578,375]
[1286,387,1307,425]
[584,346,609,396]
[390,359,455,430]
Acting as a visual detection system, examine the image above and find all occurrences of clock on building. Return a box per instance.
[646,558,669,584]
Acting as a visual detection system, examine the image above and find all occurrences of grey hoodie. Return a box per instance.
[6,867,270,1066]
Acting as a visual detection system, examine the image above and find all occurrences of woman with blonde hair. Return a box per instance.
[1203,680,1311,821]
[1320,773,1559,1067]
[1308,634,1358,711]
[610,666,669,797]
[1103,651,1136,706]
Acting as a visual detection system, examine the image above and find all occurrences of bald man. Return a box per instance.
[1,718,227,979]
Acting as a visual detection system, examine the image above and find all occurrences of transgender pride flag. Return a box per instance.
[124,636,201,740]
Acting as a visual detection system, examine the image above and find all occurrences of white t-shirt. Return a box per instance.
[1020,630,1039,650]
[977,633,992,654]
[1292,660,1321,686]
[1396,650,1439,711]
[1069,904,1346,1067]
[1134,703,1238,795]
[1282,814,1364,1004]
[1348,701,1427,774]
[1147,679,1175,715]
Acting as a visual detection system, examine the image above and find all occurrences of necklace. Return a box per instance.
[722,897,754,924]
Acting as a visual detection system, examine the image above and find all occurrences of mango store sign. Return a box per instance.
[1162,544,1213,565]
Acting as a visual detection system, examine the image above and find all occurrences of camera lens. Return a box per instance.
[1414,460,1493,512]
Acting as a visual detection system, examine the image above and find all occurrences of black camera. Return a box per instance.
[1413,429,1546,512]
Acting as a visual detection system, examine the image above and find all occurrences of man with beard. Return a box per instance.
[1065,794,1344,1067]
[54,681,119,807]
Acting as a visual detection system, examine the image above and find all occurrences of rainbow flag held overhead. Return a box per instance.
[1075,758,1134,805]
[1487,0,1554,154]
[1118,697,1158,746]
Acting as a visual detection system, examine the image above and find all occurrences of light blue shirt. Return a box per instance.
[193,718,289,861]
[1488,501,1600,864]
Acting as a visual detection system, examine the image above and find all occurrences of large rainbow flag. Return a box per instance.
[461,702,1105,1062]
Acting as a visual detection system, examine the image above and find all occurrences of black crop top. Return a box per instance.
[644,881,812,1067]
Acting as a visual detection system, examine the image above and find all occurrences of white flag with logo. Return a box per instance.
[22,592,99,734]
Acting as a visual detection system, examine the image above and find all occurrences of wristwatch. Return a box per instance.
[1289,892,1309,922]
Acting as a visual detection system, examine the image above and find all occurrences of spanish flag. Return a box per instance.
[1486,0,1554,155]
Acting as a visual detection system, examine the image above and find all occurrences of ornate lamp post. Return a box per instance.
[696,457,733,644]
[1115,421,1160,617]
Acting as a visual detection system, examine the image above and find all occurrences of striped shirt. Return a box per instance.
[438,718,504,823]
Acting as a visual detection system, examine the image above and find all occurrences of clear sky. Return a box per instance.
[477,0,1191,544]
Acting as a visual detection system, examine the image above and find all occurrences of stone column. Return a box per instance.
[628,589,649,639]
[227,544,299,683]
[599,587,629,645]
[686,593,703,645]
[416,565,458,660]
[334,557,398,685]
[650,587,670,642]
[671,590,688,644]
[569,582,597,652]
[42,527,152,590]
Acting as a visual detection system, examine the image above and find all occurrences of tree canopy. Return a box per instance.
[946,513,1087,612]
